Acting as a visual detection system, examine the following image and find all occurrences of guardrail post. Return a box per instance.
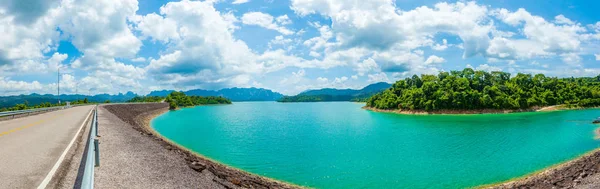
[94,138,100,167]
[94,106,98,136]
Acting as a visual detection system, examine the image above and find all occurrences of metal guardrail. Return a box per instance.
[75,105,100,189]
[0,106,65,118]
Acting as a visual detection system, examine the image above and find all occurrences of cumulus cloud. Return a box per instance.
[0,77,48,95]
[555,14,575,25]
[424,55,445,64]
[2,0,600,96]
[276,15,292,25]
[432,39,448,51]
[0,0,60,24]
[355,58,380,76]
[491,8,586,60]
[467,64,502,72]
[269,35,292,47]
[241,12,294,35]
[367,72,389,83]
[291,1,492,56]
[231,0,249,4]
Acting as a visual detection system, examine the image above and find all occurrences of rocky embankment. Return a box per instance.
[103,103,299,189]
[487,149,600,188]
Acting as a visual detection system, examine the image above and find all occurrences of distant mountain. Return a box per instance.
[278,82,392,102]
[147,87,284,101]
[0,92,138,108]
[147,90,176,97]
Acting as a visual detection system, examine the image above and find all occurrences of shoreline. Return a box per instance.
[482,147,600,188]
[363,106,540,115]
[110,103,302,189]
[104,103,600,188]
[362,105,593,115]
[365,105,600,188]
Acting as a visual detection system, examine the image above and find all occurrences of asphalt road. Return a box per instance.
[0,105,93,189]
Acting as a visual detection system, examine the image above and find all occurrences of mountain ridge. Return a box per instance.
[278,82,392,102]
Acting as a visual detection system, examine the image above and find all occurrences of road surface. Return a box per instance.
[0,105,93,189]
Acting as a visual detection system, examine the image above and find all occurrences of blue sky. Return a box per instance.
[0,0,599,96]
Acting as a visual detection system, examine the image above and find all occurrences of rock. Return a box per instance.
[189,161,206,171]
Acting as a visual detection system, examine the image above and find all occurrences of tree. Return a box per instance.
[367,70,600,111]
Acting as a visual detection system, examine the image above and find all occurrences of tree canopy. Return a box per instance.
[164,91,232,110]
[367,69,600,111]
[0,99,92,113]
[127,96,164,103]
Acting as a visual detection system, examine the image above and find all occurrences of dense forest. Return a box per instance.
[0,92,137,108]
[127,96,164,103]
[148,87,283,101]
[165,91,231,110]
[0,98,93,112]
[367,69,600,111]
[278,95,357,102]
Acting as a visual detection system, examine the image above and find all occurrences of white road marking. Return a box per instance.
[37,107,94,189]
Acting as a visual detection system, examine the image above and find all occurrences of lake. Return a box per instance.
[152,102,600,188]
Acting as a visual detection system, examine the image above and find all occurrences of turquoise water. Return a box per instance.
[152,102,600,188]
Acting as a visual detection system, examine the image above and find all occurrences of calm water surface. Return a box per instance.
[152,102,600,188]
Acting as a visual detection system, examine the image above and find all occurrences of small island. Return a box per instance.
[366,68,600,114]
[128,91,231,110]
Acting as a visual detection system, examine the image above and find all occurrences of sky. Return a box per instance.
[0,0,599,96]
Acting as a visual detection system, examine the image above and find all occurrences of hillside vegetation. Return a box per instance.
[278,82,391,102]
[367,68,600,111]
[149,87,283,101]
[165,91,231,110]
[0,98,93,112]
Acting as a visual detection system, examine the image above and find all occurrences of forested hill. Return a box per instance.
[147,87,283,101]
[367,69,600,111]
[278,82,392,102]
[0,92,137,108]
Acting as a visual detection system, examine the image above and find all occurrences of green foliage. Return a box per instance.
[278,95,353,102]
[367,69,600,111]
[127,96,164,103]
[104,100,111,103]
[0,99,93,113]
[165,91,231,110]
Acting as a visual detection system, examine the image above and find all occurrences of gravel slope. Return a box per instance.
[96,104,225,189]
[100,103,299,189]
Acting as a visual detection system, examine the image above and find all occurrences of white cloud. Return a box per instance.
[241,12,294,35]
[231,0,249,4]
[279,69,306,85]
[291,1,492,58]
[135,13,180,42]
[269,35,292,47]
[0,77,48,95]
[432,39,448,51]
[555,14,575,25]
[47,52,68,71]
[560,53,581,65]
[276,15,292,25]
[131,57,146,62]
[424,55,445,64]
[355,58,380,76]
[467,64,502,72]
[595,54,600,61]
[367,72,389,83]
[492,8,585,58]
